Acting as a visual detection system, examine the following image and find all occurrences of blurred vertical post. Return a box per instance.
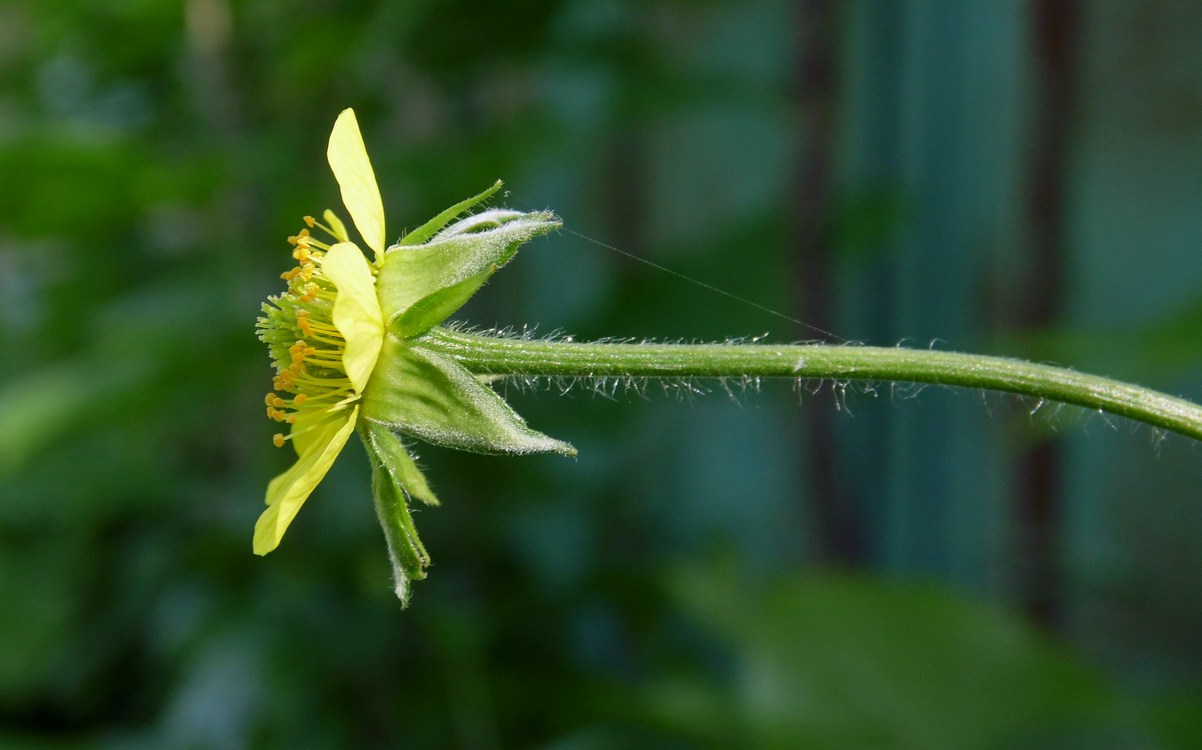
[184,0,235,133]
[1013,0,1080,628]
[793,0,864,563]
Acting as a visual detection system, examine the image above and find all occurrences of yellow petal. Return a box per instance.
[322,209,349,243]
[253,407,358,555]
[323,242,384,392]
[327,108,386,261]
[289,409,332,458]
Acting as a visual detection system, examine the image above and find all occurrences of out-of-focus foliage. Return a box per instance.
[1,0,1201,747]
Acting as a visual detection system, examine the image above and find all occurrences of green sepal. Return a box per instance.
[364,426,431,606]
[397,180,504,247]
[362,336,576,457]
[378,207,561,339]
[390,266,493,342]
[365,421,440,507]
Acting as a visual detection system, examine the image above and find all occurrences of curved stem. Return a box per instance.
[422,327,1202,442]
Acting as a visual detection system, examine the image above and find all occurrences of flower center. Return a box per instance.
[257,217,360,447]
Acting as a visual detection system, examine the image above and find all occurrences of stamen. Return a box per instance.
[258,216,375,447]
[297,310,314,337]
[305,214,345,242]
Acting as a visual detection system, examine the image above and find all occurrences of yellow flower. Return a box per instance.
[254,109,386,555]
[254,109,569,603]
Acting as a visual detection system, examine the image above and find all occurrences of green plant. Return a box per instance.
[257,109,1202,605]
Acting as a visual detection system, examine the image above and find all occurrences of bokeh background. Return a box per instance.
[2,0,1201,747]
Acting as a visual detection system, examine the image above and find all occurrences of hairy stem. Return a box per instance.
[422,327,1202,442]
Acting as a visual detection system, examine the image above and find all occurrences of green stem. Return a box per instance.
[423,327,1202,442]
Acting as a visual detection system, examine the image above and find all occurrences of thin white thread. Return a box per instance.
[560,227,847,343]
[507,191,844,343]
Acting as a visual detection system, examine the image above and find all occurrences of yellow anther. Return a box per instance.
[260,214,365,441]
[273,433,286,448]
[287,342,316,363]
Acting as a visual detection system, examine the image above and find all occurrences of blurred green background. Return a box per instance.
[2,0,1201,747]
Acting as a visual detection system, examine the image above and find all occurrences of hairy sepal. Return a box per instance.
[365,421,440,507]
[397,180,503,247]
[364,429,430,606]
[378,208,561,339]
[362,335,576,456]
